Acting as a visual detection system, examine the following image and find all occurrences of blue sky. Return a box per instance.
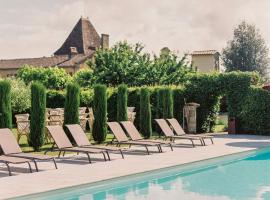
[0,0,270,59]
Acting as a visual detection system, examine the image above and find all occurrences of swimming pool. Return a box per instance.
[13,148,270,200]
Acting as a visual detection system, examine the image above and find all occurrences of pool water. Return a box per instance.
[14,148,270,200]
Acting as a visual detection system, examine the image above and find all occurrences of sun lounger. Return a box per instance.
[155,119,204,147]
[167,118,214,145]
[0,128,57,171]
[46,125,110,163]
[107,122,163,154]
[120,121,173,151]
[0,155,33,176]
[65,124,124,159]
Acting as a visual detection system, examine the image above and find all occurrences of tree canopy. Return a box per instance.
[222,21,269,78]
[89,41,195,86]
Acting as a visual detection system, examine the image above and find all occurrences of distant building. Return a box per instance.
[191,50,220,72]
[0,17,109,77]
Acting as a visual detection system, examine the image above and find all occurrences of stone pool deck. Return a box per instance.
[1,133,270,199]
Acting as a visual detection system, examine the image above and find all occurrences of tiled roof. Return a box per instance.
[59,52,95,67]
[0,17,98,70]
[0,55,70,69]
[191,50,219,55]
[54,17,101,55]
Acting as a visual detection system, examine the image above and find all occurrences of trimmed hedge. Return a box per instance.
[117,84,128,122]
[240,87,270,134]
[40,71,261,134]
[29,82,46,151]
[0,81,12,128]
[140,88,152,138]
[92,84,107,143]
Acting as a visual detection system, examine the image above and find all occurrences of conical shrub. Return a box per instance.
[29,82,46,151]
[92,84,107,143]
[117,84,128,122]
[140,88,152,138]
[64,83,80,125]
[0,80,12,128]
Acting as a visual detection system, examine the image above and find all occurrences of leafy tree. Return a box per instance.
[0,80,12,128]
[18,66,72,89]
[73,69,95,88]
[9,78,31,113]
[91,41,152,86]
[29,82,46,151]
[117,84,128,122]
[150,52,195,85]
[222,21,269,78]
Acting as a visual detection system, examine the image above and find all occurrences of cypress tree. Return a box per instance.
[140,88,152,138]
[163,87,174,119]
[63,83,80,142]
[64,83,80,125]
[158,88,173,119]
[29,82,46,151]
[117,84,128,122]
[92,84,107,143]
[0,80,12,129]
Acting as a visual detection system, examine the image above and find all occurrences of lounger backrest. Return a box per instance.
[0,128,22,154]
[167,118,186,136]
[121,121,143,140]
[155,119,174,137]
[107,122,129,142]
[65,124,91,146]
[46,125,73,149]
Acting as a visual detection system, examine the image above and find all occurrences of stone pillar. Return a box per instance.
[184,103,200,133]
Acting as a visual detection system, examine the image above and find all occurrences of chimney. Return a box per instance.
[101,34,109,49]
[69,47,78,58]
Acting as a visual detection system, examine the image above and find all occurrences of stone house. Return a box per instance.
[0,17,109,77]
[191,50,220,72]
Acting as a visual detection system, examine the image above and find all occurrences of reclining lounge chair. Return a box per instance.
[167,118,214,145]
[0,155,33,176]
[107,122,163,154]
[0,128,57,172]
[120,121,173,151]
[46,125,110,163]
[65,124,124,159]
[155,119,204,147]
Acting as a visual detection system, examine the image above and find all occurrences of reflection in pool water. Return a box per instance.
[16,148,270,200]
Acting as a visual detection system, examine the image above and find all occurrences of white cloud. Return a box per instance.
[0,0,270,58]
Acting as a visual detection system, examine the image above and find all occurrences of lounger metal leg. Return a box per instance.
[52,158,58,169]
[201,139,206,146]
[5,162,12,176]
[159,145,163,153]
[26,161,33,173]
[106,151,111,161]
[145,145,150,155]
[86,153,92,163]
[190,140,195,147]
[58,151,62,158]
[169,143,173,151]
[102,152,107,161]
[119,149,124,159]
[33,160,39,172]
[210,138,214,144]
[63,151,66,157]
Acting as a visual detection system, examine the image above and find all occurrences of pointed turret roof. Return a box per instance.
[54,17,101,55]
